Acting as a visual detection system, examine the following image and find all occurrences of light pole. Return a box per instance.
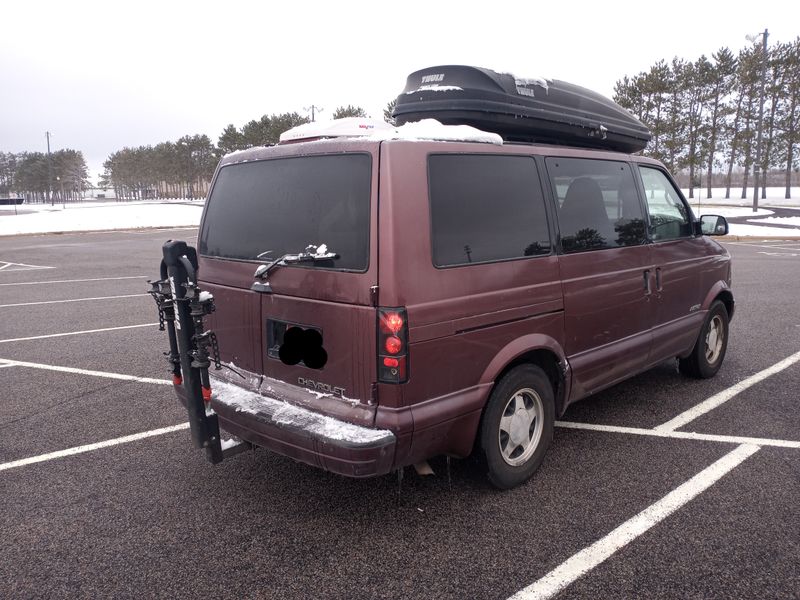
[46,131,53,206]
[304,105,323,122]
[747,29,769,212]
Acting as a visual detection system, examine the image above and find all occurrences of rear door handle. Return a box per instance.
[643,269,651,295]
[655,267,663,292]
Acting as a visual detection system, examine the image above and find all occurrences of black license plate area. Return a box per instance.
[267,319,327,369]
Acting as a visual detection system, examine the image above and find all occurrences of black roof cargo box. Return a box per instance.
[393,65,651,153]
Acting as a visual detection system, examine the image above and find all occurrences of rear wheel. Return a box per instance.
[479,364,554,489]
[679,300,729,379]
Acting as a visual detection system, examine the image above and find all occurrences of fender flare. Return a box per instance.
[701,280,734,321]
[478,334,571,415]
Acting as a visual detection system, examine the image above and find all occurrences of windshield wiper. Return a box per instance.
[253,244,339,280]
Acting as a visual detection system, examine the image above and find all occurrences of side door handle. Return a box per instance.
[655,267,663,292]
[643,269,652,296]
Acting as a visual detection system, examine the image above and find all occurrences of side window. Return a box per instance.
[428,154,551,267]
[545,157,646,253]
[638,166,693,240]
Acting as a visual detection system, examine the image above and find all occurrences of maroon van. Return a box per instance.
[150,70,732,489]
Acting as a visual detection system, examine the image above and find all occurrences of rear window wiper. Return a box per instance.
[253,244,339,280]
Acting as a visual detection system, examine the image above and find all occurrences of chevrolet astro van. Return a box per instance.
[150,66,733,489]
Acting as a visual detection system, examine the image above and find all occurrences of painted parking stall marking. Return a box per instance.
[0,293,147,308]
[507,444,760,600]
[0,357,172,385]
[0,423,190,472]
[0,274,148,287]
[557,421,800,449]
[655,349,800,432]
[0,322,158,344]
[0,260,54,272]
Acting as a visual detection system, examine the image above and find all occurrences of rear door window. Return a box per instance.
[546,157,646,253]
[428,154,551,267]
[199,154,371,271]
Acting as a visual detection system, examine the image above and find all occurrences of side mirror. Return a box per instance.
[698,215,729,236]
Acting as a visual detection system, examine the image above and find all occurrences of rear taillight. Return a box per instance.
[378,307,408,383]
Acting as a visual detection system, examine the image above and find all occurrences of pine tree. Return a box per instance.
[332,105,368,119]
[384,99,397,125]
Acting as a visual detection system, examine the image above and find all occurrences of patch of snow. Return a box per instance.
[369,118,503,145]
[680,187,800,209]
[210,378,392,445]
[220,438,242,451]
[405,85,463,94]
[279,117,394,143]
[727,223,800,237]
[747,215,800,226]
[514,76,551,96]
[695,207,773,218]
[0,199,204,236]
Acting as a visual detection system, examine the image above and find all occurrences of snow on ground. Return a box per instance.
[694,207,774,218]
[681,187,800,209]
[2,187,800,238]
[726,223,800,237]
[0,199,204,236]
[746,215,800,226]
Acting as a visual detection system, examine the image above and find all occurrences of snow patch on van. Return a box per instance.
[211,378,390,444]
[370,118,503,145]
[405,84,464,94]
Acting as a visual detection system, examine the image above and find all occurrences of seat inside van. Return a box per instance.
[558,177,615,249]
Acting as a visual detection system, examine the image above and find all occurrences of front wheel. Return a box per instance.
[479,364,555,489]
[679,300,729,379]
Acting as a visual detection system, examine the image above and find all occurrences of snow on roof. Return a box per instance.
[404,84,464,94]
[369,119,503,145]
[279,117,394,143]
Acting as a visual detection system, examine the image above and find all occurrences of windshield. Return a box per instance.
[199,153,371,271]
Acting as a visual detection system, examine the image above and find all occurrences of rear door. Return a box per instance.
[198,146,380,426]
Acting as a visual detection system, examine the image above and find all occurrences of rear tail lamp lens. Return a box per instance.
[378,307,409,384]
[385,336,402,355]
[380,312,404,335]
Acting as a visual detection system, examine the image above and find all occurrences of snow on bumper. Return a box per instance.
[208,378,396,478]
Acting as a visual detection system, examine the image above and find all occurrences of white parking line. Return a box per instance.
[0,423,190,472]
[0,275,148,287]
[725,242,800,250]
[655,349,800,432]
[0,322,157,344]
[0,261,54,272]
[0,293,147,308]
[556,421,800,449]
[0,358,171,385]
[507,444,760,600]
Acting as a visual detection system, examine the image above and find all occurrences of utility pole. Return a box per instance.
[752,29,768,212]
[46,131,53,206]
[304,105,323,122]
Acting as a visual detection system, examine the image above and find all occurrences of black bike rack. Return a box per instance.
[149,240,227,464]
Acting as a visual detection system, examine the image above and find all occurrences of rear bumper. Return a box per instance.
[201,378,396,478]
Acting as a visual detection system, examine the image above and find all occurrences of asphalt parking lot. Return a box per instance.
[1,230,798,599]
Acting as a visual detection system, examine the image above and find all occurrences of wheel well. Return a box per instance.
[716,290,734,321]
[494,349,565,416]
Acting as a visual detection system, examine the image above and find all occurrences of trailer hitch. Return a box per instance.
[148,240,235,464]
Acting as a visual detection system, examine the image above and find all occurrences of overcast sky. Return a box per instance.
[2,0,798,181]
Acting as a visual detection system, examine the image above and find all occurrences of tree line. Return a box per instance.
[0,149,89,203]
[613,37,800,199]
[103,105,369,200]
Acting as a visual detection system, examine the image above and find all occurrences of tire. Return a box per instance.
[679,300,729,379]
[478,364,555,490]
